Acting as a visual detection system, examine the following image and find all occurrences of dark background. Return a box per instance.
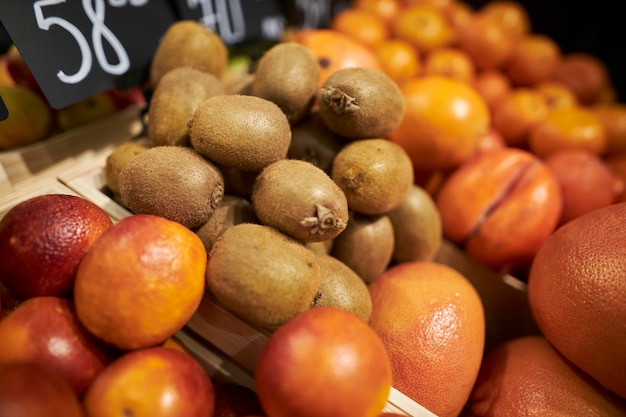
[1,1,625,102]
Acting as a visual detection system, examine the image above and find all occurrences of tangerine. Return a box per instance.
[294,29,385,87]
[553,52,612,106]
[374,38,422,85]
[456,13,514,70]
[544,149,617,225]
[330,8,389,48]
[388,75,490,171]
[354,0,404,26]
[491,87,549,148]
[592,102,626,155]
[505,33,561,87]
[472,68,512,112]
[479,0,531,39]
[422,46,475,84]
[528,106,607,157]
[391,5,456,53]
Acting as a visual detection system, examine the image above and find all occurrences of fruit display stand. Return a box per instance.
[0,109,541,417]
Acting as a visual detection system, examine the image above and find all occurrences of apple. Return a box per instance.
[213,381,265,417]
[0,296,121,397]
[0,361,85,417]
[4,44,42,93]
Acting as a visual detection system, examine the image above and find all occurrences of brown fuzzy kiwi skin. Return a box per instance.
[388,185,443,263]
[251,159,349,243]
[251,42,320,125]
[330,211,395,284]
[314,254,373,323]
[288,111,346,175]
[206,223,321,332]
[317,67,406,139]
[147,66,225,147]
[104,141,149,196]
[195,195,258,252]
[118,146,224,229]
[332,138,414,215]
[189,95,291,172]
[149,20,228,88]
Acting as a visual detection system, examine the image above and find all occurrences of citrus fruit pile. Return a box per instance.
[1,1,626,416]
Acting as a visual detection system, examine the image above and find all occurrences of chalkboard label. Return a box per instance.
[171,0,287,46]
[0,0,177,109]
[0,95,7,122]
[286,0,351,29]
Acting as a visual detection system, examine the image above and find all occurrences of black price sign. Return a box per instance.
[0,95,7,122]
[171,0,287,46]
[286,0,351,29]
[0,0,177,109]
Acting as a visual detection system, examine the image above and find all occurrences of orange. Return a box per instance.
[391,5,456,53]
[441,0,475,32]
[0,296,118,397]
[436,148,562,270]
[330,8,389,48]
[472,68,511,112]
[491,87,549,148]
[456,13,514,70]
[374,38,421,85]
[73,214,207,350]
[0,193,113,299]
[469,336,626,416]
[368,261,485,417]
[505,33,561,86]
[84,347,215,417]
[388,75,490,171]
[255,307,392,417]
[354,0,404,26]
[0,362,84,417]
[479,0,531,39]
[528,202,626,398]
[553,52,612,106]
[422,46,475,84]
[528,106,607,157]
[294,29,385,87]
[605,153,626,202]
[543,149,617,225]
[533,80,578,109]
[592,103,626,155]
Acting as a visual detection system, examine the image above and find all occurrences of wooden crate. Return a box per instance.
[0,113,540,417]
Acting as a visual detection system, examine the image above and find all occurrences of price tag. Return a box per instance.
[0,0,177,109]
[286,0,351,29]
[0,95,7,122]
[171,0,287,46]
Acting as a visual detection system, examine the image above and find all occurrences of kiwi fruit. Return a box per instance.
[251,159,349,243]
[317,67,406,139]
[388,185,443,263]
[147,66,225,147]
[305,239,334,255]
[104,141,149,196]
[118,146,224,229]
[218,164,258,199]
[149,20,228,88]
[250,42,320,124]
[206,223,321,332]
[330,211,395,284]
[189,95,291,172]
[314,254,373,323]
[288,111,346,175]
[332,138,414,215]
[195,195,258,252]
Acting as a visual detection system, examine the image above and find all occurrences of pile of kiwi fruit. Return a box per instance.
[104,20,443,333]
